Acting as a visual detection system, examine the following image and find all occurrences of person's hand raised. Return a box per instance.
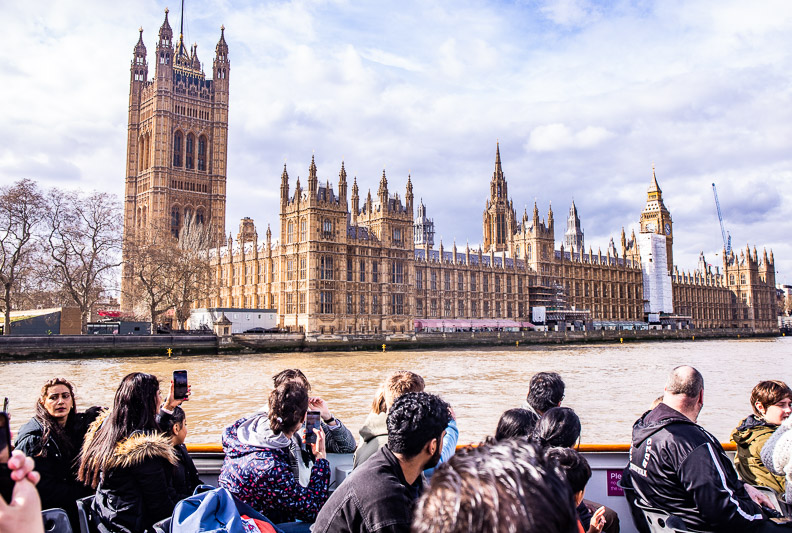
[0,450,44,533]
[311,427,327,461]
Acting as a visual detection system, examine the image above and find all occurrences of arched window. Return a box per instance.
[197,135,207,171]
[185,133,195,169]
[173,131,183,167]
[143,134,150,170]
[184,207,193,226]
[138,135,145,173]
[196,208,205,225]
[171,207,180,238]
[300,219,307,241]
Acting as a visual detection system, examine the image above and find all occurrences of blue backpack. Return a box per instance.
[170,486,282,533]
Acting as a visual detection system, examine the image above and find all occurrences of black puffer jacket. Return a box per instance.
[14,407,102,525]
[172,443,201,500]
[628,403,766,532]
[82,414,179,533]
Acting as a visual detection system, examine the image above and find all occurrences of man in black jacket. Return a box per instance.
[628,366,785,532]
[313,392,450,533]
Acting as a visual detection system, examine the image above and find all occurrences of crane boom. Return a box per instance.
[711,183,731,255]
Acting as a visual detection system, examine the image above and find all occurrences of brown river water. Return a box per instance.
[1,337,790,446]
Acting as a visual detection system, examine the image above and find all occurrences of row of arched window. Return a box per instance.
[173,131,208,171]
[170,205,207,238]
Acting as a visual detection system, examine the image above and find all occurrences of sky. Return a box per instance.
[1,0,791,283]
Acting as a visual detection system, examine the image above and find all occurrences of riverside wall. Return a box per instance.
[0,327,779,360]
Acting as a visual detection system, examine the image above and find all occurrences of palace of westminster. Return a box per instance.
[121,10,778,334]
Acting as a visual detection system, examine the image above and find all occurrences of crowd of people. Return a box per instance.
[0,366,790,533]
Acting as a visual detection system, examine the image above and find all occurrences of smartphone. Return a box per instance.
[173,370,188,400]
[0,412,11,463]
[304,410,321,445]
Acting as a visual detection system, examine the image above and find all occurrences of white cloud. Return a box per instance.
[537,0,599,27]
[527,124,615,152]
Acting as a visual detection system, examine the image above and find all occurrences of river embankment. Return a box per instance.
[0,327,778,360]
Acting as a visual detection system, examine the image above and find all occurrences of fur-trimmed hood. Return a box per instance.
[82,409,177,472]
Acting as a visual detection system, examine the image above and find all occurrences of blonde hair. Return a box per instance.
[371,371,425,414]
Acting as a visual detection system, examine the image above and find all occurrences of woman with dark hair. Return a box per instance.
[533,407,582,449]
[494,408,539,441]
[162,406,201,500]
[219,381,330,528]
[534,407,620,533]
[78,372,186,533]
[14,378,102,527]
[732,380,792,493]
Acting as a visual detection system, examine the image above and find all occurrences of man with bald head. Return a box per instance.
[627,366,785,532]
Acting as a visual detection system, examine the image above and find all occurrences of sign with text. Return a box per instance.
[607,469,624,497]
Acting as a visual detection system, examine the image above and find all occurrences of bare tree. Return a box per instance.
[42,190,123,333]
[124,216,217,330]
[168,215,217,329]
[0,179,45,335]
[123,222,179,327]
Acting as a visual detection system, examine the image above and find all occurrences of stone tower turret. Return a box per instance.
[564,200,584,254]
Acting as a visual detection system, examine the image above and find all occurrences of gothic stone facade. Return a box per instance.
[200,146,778,334]
[203,147,650,333]
[121,10,229,306]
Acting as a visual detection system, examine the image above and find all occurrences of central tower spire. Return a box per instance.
[482,142,515,253]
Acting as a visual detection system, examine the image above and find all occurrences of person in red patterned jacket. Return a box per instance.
[219,382,330,531]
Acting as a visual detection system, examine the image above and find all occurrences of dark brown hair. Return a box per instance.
[751,380,792,417]
[269,382,309,434]
[35,378,77,457]
[78,372,162,488]
[272,369,311,392]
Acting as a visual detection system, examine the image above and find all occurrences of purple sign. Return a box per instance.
[607,469,623,497]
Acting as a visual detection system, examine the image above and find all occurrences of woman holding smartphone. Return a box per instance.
[14,378,101,528]
[77,372,186,533]
[219,381,330,530]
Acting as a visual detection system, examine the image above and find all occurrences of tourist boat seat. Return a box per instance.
[75,495,97,533]
[152,517,171,533]
[42,508,73,533]
[618,474,709,533]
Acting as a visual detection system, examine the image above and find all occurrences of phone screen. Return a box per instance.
[0,412,11,463]
[304,411,321,445]
[173,370,188,400]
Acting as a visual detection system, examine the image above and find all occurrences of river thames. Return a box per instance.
[2,336,789,445]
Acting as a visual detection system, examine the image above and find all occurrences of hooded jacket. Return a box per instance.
[14,407,101,525]
[81,412,179,533]
[731,414,786,494]
[352,412,459,476]
[218,414,330,524]
[353,412,388,468]
[628,403,765,532]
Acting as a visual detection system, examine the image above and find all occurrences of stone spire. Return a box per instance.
[406,173,414,214]
[351,177,359,222]
[280,163,289,205]
[338,161,347,205]
[378,169,388,205]
[308,155,318,193]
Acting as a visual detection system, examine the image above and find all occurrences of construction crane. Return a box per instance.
[711,183,731,256]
